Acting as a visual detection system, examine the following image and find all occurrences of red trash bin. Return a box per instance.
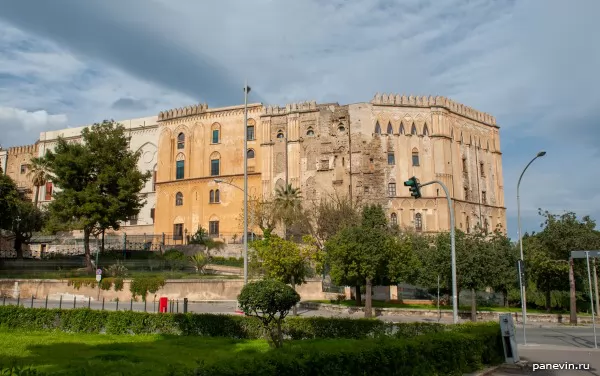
[159,297,168,313]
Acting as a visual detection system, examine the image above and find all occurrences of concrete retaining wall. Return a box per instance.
[300,302,597,324]
[0,278,329,302]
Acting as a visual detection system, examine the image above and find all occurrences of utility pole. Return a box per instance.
[243,81,251,286]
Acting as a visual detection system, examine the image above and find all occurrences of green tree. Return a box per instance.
[325,204,392,317]
[250,234,321,315]
[0,174,45,258]
[237,279,300,348]
[39,120,150,271]
[308,194,361,248]
[274,183,302,239]
[487,227,518,307]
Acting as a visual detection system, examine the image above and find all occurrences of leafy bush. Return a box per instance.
[106,261,128,277]
[0,365,45,375]
[210,256,243,268]
[184,322,503,375]
[129,276,166,301]
[67,278,97,290]
[163,249,187,271]
[190,252,211,274]
[238,279,301,347]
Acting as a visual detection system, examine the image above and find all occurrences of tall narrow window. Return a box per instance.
[391,212,398,226]
[386,122,393,134]
[466,216,471,234]
[399,123,405,135]
[423,124,429,136]
[175,192,183,206]
[20,164,27,174]
[209,190,215,203]
[211,159,220,176]
[481,191,487,204]
[212,129,220,144]
[209,221,220,237]
[177,133,185,149]
[415,213,423,232]
[387,152,395,165]
[173,224,184,240]
[247,125,255,141]
[464,187,469,201]
[462,157,468,172]
[150,208,155,223]
[412,148,420,166]
[374,121,381,134]
[45,182,53,201]
[215,189,220,203]
[176,160,185,180]
[388,182,396,197]
[247,149,255,159]
[480,162,485,177]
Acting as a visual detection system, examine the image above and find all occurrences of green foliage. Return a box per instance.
[250,235,321,287]
[163,249,188,271]
[106,261,129,277]
[190,252,211,274]
[113,277,124,291]
[129,276,166,301]
[210,256,243,268]
[38,120,151,269]
[67,278,97,290]
[186,322,503,376]
[0,364,45,375]
[237,279,301,347]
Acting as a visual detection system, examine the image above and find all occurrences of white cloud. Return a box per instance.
[0,107,68,147]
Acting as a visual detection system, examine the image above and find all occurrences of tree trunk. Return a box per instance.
[34,185,40,207]
[503,289,508,307]
[545,285,551,312]
[291,276,297,316]
[569,257,577,325]
[364,278,373,318]
[101,229,105,253]
[84,227,93,272]
[354,284,362,306]
[470,288,477,322]
[14,234,23,260]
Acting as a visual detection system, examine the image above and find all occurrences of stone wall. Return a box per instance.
[0,278,328,302]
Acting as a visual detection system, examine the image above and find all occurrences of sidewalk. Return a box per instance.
[485,345,600,375]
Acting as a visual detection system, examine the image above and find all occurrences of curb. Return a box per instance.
[463,365,501,376]
[464,361,529,376]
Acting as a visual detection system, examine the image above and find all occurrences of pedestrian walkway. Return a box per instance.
[489,345,599,375]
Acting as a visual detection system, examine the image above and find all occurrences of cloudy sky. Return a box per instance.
[0,0,598,239]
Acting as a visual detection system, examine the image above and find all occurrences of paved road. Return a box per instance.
[490,345,600,375]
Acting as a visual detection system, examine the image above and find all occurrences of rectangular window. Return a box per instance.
[247,125,255,141]
[412,154,419,166]
[173,224,184,240]
[462,158,467,172]
[482,191,487,204]
[364,186,370,193]
[209,220,220,237]
[387,152,395,165]
[212,129,220,144]
[464,187,469,201]
[20,164,27,174]
[150,208,155,223]
[388,183,396,197]
[480,162,485,177]
[45,182,53,201]
[176,161,184,180]
[210,159,220,176]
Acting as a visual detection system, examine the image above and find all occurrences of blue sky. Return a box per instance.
[0,0,598,240]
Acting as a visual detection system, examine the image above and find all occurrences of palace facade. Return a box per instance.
[154,94,506,242]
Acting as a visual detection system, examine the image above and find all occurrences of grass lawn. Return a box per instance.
[310,299,578,315]
[0,329,270,375]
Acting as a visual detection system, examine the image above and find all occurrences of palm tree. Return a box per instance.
[27,157,50,207]
[274,183,302,239]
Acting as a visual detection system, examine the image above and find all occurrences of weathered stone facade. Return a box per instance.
[3,143,39,200]
[155,94,506,237]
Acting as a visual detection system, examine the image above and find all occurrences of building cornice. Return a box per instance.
[156,172,261,186]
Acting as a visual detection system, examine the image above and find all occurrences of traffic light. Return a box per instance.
[404,176,422,199]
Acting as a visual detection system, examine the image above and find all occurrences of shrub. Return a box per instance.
[129,276,166,301]
[238,279,300,347]
[106,261,128,277]
[190,252,211,274]
[0,365,45,375]
[113,277,124,291]
[211,256,243,268]
[163,249,187,271]
[67,278,97,290]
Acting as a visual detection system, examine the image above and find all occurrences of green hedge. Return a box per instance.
[0,305,467,340]
[182,323,503,375]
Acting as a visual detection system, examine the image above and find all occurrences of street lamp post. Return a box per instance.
[517,150,546,345]
[243,81,251,286]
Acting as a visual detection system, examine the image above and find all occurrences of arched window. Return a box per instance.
[391,212,398,226]
[399,122,405,135]
[211,123,221,144]
[175,192,183,206]
[277,130,284,139]
[386,122,393,134]
[247,149,255,159]
[462,156,468,172]
[210,152,220,176]
[177,133,185,149]
[338,124,346,132]
[423,124,429,136]
[209,190,215,203]
[374,121,381,134]
[215,189,220,203]
[176,153,185,180]
[306,128,315,137]
[412,148,420,166]
[415,213,423,232]
[411,123,417,135]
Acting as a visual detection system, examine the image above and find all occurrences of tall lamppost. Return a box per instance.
[517,150,546,345]
[243,82,251,286]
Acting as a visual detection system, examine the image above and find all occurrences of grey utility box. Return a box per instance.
[499,313,520,363]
